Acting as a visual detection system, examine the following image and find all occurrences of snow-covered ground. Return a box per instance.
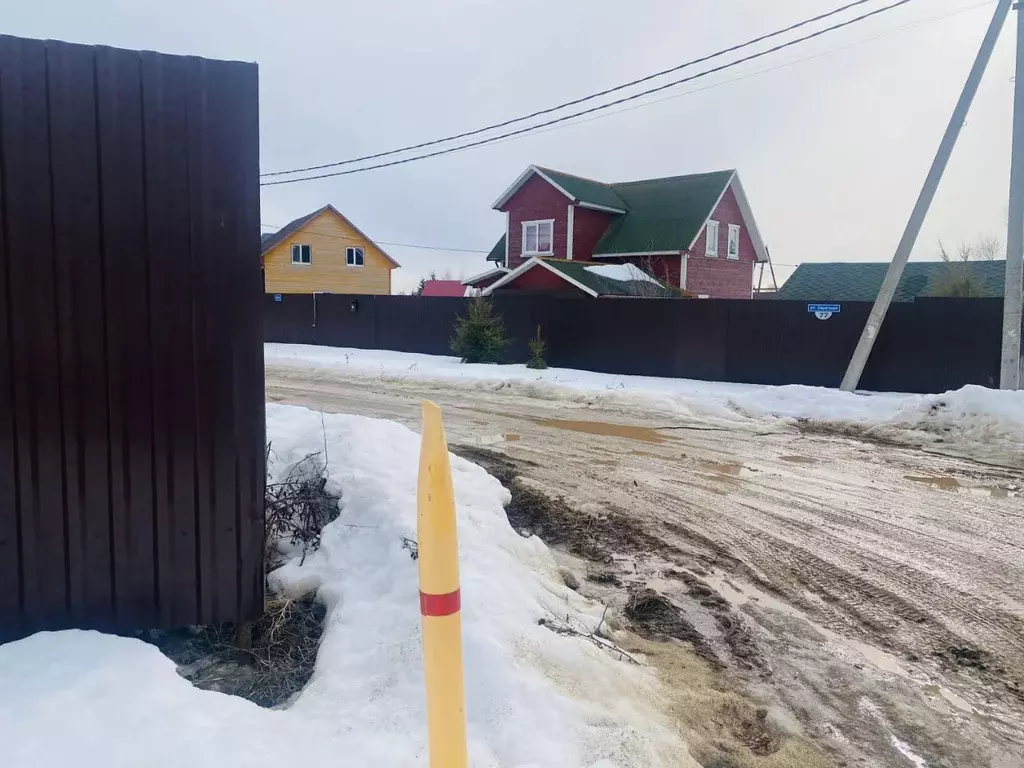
[0,405,696,768]
[266,344,1024,463]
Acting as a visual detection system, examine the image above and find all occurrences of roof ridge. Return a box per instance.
[533,165,614,188]
[610,169,734,188]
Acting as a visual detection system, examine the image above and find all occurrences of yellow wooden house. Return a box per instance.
[261,205,399,294]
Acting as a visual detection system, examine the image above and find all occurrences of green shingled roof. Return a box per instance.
[535,167,628,211]
[595,170,735,255]
[539,258,679,297]
[492,166,743,259]
[776,261,1007,302]
[486,234,506,263]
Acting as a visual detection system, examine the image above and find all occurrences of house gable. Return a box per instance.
[685,184,760,300]
[262,207,398,295]
[687,175,767,263]
[492,165,626,212]
[499,174,573,268]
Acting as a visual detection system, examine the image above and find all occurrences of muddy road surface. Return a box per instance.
[268,364,1024,768]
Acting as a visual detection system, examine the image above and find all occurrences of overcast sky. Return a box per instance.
[3,0,1016,292]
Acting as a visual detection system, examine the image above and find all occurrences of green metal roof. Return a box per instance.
[535,167,627,211]
[486,234,506,263]
[594,170,734,255]
[776,260,1007,302]
[493,166,741,258]
[539,258,679,297]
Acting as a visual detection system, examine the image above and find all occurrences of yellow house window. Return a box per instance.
[291,244,312,265]
[347,247,364,267]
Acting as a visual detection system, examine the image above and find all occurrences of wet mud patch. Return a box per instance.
[625,587,721,666]
[780,455,818,465]
[665,569,768,674]
[453,444,681,562]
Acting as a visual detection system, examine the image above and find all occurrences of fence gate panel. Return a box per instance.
[0,35,264,639]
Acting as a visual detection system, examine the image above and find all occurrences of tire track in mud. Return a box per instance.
[633,473,1024,689]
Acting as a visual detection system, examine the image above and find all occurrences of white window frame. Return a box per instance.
[705,220,719,258]
[521,219,555,256]
[727,224,741,261]
[346,246,365,267]
[291,243,312,265]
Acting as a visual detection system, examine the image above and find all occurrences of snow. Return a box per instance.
[0,405,696,768]
[583,264,659,284]
[265,344,1024,460]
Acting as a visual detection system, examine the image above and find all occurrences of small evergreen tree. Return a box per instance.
[526,326,547,370]
[451,297,508,363]
[413,270,437,296]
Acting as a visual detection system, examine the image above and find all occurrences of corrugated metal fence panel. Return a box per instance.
[0,35,264,639]
[263,294,1005,394]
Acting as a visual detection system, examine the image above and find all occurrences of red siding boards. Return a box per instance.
[500,264,581,294]
[685,186,758,299]
[499,175,570,268]
[572,205,615,260]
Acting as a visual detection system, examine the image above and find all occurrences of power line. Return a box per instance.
[260,0,882,179]
[260,223,491,254]
[486,0,994,147]
[262,0,918,187]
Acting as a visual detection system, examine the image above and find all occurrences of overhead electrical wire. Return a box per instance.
[260,0,884,179]
[261,0,918,186]
[488,0,994,147]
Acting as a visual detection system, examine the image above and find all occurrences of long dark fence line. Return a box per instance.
[0,35,265,640]
[264,293,1005,394]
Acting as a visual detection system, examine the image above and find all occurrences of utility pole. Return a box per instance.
[841,0,1013,392]
[1001,2,1024,390]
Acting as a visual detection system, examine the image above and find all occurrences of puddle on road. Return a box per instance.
[530,418,673,444]
[702,460,744,476]
[781,455,818,465]
[905,475,1013,499]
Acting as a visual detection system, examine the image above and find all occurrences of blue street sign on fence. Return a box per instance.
[808,303,840,320]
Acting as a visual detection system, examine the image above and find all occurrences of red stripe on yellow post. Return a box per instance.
[417,401,468,768]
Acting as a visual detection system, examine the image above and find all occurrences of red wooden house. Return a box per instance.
[468,165,769,298]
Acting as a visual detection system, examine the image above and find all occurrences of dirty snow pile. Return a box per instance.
[583,264,660,284]
[266,344,1024,460]
[0,404,695,768]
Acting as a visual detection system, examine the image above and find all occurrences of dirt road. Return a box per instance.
[267,364,1024,768]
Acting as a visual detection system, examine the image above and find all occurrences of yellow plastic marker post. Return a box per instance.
[417,401,468,768]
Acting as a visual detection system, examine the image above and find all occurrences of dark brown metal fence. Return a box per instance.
[265,293,1005,394]
[0,35,264,640]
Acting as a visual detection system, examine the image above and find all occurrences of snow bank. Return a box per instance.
[0,405,695,768]
[265,344,1024,461]
[583,264,660,284]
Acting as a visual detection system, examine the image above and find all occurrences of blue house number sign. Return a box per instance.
[808,303,840,320]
